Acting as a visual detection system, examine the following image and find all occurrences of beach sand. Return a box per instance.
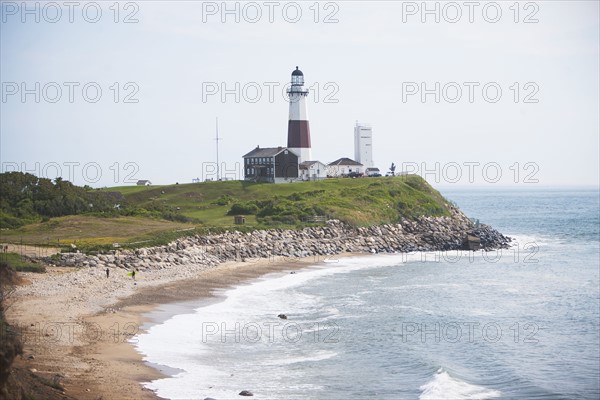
[6,253,356,399]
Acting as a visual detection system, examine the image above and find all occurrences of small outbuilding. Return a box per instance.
[327,158,364,177]
[299,160,327,181]
[136,180,152,186]
[463,234,481,251]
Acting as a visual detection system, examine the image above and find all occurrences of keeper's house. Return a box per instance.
[243,146,299,183]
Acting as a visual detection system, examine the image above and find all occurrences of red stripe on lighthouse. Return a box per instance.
[287,120,311,148]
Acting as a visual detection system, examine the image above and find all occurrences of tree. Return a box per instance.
[0,172,120,226]
[389,163,396,177]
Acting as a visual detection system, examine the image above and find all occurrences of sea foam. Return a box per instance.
[419,368,501,400]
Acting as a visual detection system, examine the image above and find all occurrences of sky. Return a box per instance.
[1,0,598,188]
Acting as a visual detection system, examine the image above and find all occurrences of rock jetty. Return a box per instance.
[47,207,511,271]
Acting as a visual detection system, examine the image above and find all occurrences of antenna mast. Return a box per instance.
[215,117,222,181]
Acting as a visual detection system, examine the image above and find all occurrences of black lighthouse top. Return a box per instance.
[291,66,304,86]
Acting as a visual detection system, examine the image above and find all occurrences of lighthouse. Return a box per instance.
[287,66,312,163]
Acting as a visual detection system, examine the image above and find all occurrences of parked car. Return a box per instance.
[347,171,363,178]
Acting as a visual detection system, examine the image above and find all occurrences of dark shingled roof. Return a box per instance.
[243,146,296,158]
[328,157,363,166]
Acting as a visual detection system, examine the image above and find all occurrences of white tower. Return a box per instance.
[354,122,373,167]
[287,66,312,163]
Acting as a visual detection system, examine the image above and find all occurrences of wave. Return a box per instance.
[261,350,338,366]
[508,233,568,247]
[419,368,501,400]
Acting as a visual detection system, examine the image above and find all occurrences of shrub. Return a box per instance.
[228,202,259,215]
[0,254,46,274]
[13,264,46,273]
[213,194,234,206]
[0,211,29,229]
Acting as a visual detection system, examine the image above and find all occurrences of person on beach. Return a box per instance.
[106,268,109,278]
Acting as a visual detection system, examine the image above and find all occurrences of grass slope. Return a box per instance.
[0,176,452,250]
[114,175,450,225]
[0,215,193,250]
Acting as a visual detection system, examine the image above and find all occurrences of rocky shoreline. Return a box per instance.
[47,207,511,272]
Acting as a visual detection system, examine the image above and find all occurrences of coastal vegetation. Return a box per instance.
[1,172,453,251]
[0,253,45,274]
[0,260,23,399]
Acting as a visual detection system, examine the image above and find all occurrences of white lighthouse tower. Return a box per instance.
[287,66,312,163]
[354,122,373,167]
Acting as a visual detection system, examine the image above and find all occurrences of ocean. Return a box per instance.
[135,188,600,400]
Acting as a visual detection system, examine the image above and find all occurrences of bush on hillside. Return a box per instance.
[213,194,235,206]
[227,202,259,215]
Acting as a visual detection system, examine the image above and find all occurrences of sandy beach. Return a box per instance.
[6,253,355,399]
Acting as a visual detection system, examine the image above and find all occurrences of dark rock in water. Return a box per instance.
[204,398,217,400]
[239,390,254,396]
[278,314,287,320]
